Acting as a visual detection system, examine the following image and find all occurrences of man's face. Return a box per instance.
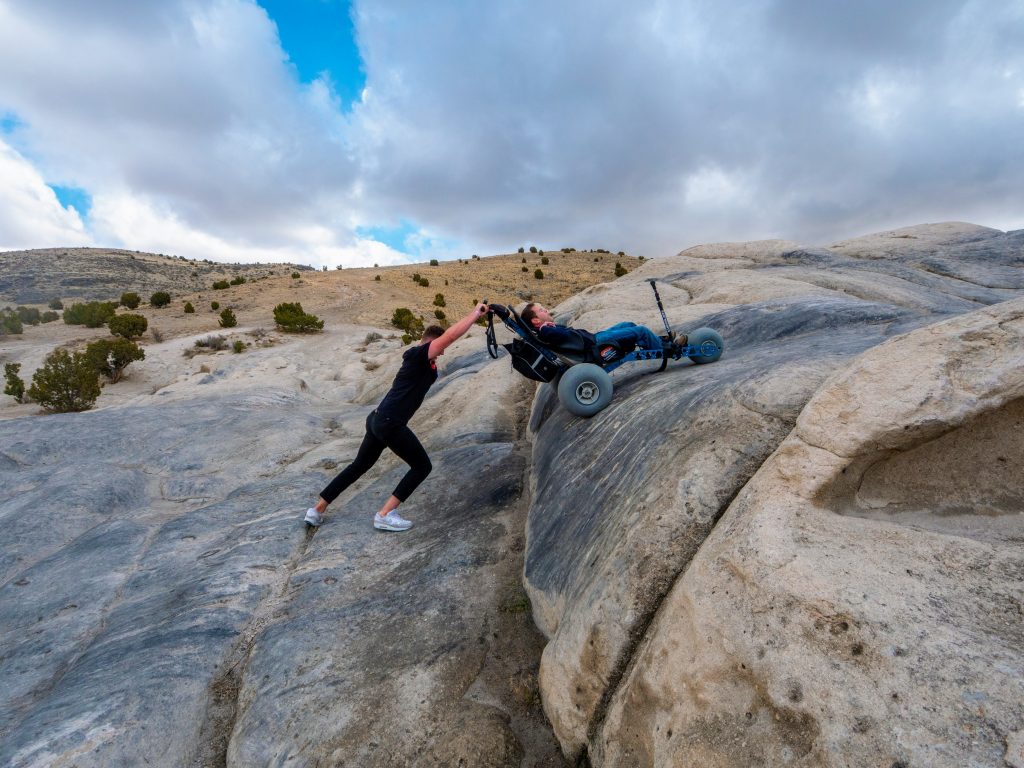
[530,305,554,327]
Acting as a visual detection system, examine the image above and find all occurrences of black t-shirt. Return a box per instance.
[375,342,438,425]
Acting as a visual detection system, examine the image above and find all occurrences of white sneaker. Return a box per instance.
[303,507,323,527]
[373,510,413,532]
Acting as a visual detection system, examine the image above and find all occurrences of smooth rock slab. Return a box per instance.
[0,333,561,767]
[524,224,1024,761]
[596,299,1024,767]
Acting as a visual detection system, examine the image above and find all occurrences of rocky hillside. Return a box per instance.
[0,247,304,305]
[0,222,1021,767]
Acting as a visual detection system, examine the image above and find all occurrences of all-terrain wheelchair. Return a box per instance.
[485,280,724,417]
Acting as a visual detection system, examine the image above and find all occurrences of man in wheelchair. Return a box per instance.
[520,302,687,361]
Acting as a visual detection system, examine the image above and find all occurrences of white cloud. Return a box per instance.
[0,0,378,264]
[1,0,1022,264]
[0,139,90,251]
[348,0,1024,249]
[88,190,407,268]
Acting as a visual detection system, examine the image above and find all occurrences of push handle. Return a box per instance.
[648,279,672,336]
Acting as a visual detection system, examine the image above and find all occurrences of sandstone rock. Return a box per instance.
[0,327,562,767]
[596,298,1024,767]
[523,224,1024,762]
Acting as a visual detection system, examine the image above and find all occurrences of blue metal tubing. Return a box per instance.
[602,346,694,374]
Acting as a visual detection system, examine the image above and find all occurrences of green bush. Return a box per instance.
[108,313,148,339]
[418,277,429,287]
[212,280,230,290]
[434,309,446,320]
[429,259,439,266]
[27,348,101,413]
[41,311,59,323]
[17,306,42,325]
[229,276,246,285]
[522,266,528,272]
[64,301,118,327]
[211,301,220,310]
[219,308,238,328]
[120,292,141,309]
[232,340,245,353]
[291,271,300,279]
[48,298,63,310]
[374,275,381,281]
[534,269,544,279]
[4,363,26,403]
[411,273,421,282]
[615,262,628,277]
[184,302,195,314]
[518,247,525,253]
[273,302,323,333]
[1,309,23,333]
[541,256,549,265]
[529,246,537,253]
[390,307,424,340]
[617,251,625,257]
[85,338,145,383]
[433,293,446,307]
[150,291,171,308]
[522,257,527,263]
[401,333,413,345]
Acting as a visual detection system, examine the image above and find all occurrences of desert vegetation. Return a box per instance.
[26,348,101,413]
[3,363,26,403]
[219,308,238,328]
[108,313,148,339]
[85,338,146,383]
[273,302,323,333]
[391,307,424,343]
[63,301,118,328]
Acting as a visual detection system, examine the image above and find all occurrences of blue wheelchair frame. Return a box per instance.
[486,302,705,379]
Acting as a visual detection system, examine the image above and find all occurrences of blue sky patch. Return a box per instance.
[1,111,23,135]
[49,184,92,219]
[258,0,365,108]
[357,220,419,253]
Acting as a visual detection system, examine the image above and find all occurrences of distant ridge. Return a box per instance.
[0,247,311,304]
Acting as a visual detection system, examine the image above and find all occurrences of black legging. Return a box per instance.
[319,411,432,504]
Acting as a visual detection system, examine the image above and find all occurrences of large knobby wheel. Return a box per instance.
[557,363,614,417]
[687,327,724,364]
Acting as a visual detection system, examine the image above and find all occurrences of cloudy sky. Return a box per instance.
[1,0,1021,266]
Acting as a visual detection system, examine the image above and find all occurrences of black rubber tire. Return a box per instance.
[557,363,614,417]
[687,327,724,364]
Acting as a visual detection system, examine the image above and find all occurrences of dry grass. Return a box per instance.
[2,248,643,345]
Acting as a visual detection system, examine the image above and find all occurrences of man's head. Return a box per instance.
[521,303,553,329]
[423,325,445,343]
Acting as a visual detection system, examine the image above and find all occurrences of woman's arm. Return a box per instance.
[428,303,488,358]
